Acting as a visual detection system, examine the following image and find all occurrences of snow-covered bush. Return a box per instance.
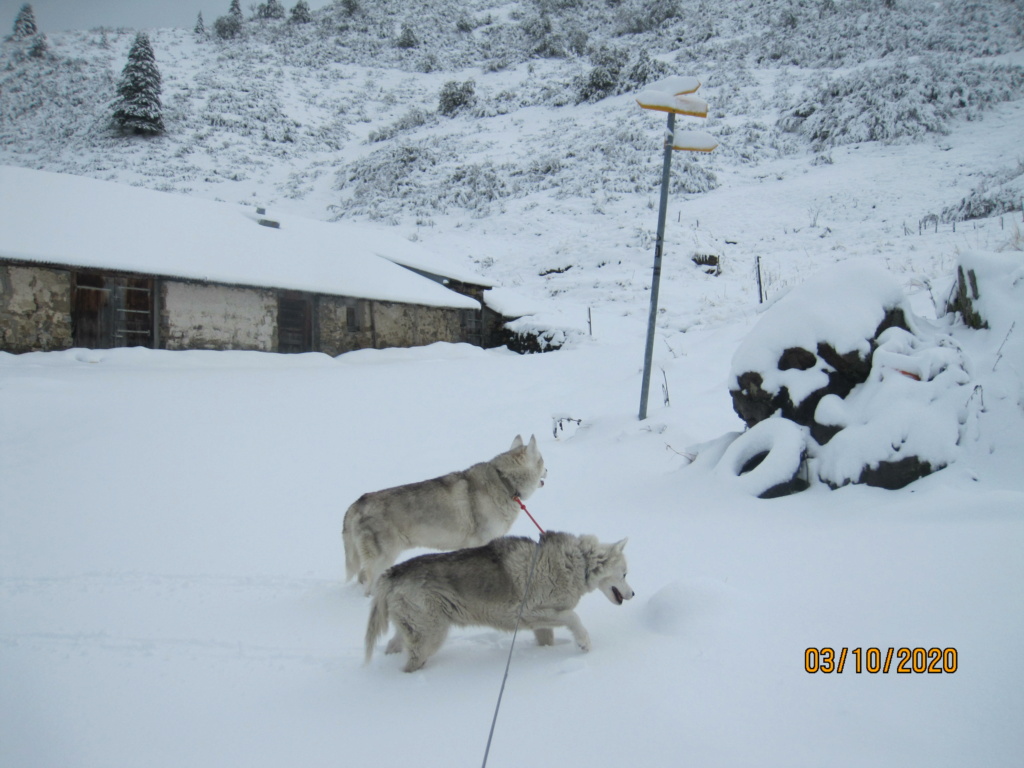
[26,32,47,59]
[254,1,286,21]
[614,0,679,36]
[367,107,432,143]
[214,14,243,40]
[443,162,513,213]
[289,1,313,25]
[576,46,669,103]
[438,79,475,116]
[941,161,1024,222]
[781,58,1024,148]
[519,11,563,58]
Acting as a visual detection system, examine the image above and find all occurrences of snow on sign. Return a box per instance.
[636,75,706,116]
[647,75,702,95]
[671,129,719,153]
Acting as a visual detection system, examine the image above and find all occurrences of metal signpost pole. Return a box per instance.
[638,111,676,421]
[634,75,716,421]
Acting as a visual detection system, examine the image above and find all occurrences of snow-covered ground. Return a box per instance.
[3,1,1024,765]
[2,265,1022,765]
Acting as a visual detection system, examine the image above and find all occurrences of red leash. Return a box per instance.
[514,496,545,534]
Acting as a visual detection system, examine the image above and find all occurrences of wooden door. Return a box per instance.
[73,273,154,349]
[278,292,313,353]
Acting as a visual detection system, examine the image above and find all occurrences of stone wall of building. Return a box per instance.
[372,301,468,349]
[161,281,276,351]
[2,263,483,356]
[318,296,374,356]
[0,264,73,353]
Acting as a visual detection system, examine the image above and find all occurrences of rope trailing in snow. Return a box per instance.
[481,499,544,768]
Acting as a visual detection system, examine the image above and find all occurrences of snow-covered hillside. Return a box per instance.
[2,0,1022,331]
[2,1,1024,766]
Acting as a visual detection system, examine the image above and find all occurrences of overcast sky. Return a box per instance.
[2,0,336,33]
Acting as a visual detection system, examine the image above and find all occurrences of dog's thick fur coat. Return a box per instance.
[365,531,633,672]
[343,435,546,594]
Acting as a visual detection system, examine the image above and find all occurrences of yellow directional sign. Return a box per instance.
[635,91,708,118]
[671,129,718,152]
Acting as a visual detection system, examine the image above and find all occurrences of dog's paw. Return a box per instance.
[575,633,592,652]
[385,635,404,655]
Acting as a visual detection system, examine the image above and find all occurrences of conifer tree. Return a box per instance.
[256,0,286,20]
[290,1,313,24]
[12,3,37,39]
[229,0,243,20]
[112,32,164,136]
[194,11,206,36]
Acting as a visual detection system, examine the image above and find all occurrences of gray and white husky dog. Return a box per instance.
[343,435,547,594]
[365,531,633,672]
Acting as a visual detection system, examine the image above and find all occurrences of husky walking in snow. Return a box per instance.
[365,531,633,672]
[343,435,547,594]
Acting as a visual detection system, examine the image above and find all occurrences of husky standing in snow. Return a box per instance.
[365,531,633,672]
[343,435,547,594]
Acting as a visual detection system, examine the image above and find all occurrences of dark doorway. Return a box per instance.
[72,273,154,349]
[278,292,314,353]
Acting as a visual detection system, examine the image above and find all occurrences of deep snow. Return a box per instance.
[2,243,1023,766]
[2,315,1022,766]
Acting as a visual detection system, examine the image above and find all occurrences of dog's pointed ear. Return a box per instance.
[613,538,628,554]
[527,434,538,454]
[511,434,524,450]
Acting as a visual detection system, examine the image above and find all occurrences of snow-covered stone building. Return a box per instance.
[0,166,496,355]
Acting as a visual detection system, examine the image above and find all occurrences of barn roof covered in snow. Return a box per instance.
[0,165,480,310]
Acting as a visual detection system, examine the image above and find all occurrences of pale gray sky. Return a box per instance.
[2,0,336,34]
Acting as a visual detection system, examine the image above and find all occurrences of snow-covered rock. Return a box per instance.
[726,261,973,492]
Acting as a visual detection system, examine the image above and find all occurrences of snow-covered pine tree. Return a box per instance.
[12,3,37,39]
[256,0,286,20]
[290,1,313,24]
[194,11,206,36]
[112,32,165,136]
[397,23,418,49]
[229,0,243,20]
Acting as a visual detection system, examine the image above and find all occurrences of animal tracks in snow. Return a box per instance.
[0,573,347,667]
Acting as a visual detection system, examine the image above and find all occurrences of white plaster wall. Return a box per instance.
[162,281,276,351]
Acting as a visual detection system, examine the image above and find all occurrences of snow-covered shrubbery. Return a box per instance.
[575,47,669,103]
[780,58,1024,148]
[676,0,1024,70]
[941,161,1024,222]
[366,107,432,143]
[0,0,1020,219]
[438,79,476,116]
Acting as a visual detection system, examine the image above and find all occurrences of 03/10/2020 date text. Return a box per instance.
[805,647,958,674]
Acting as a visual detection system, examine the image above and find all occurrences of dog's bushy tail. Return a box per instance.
[342,508,360,583]
[364,579,390,664]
